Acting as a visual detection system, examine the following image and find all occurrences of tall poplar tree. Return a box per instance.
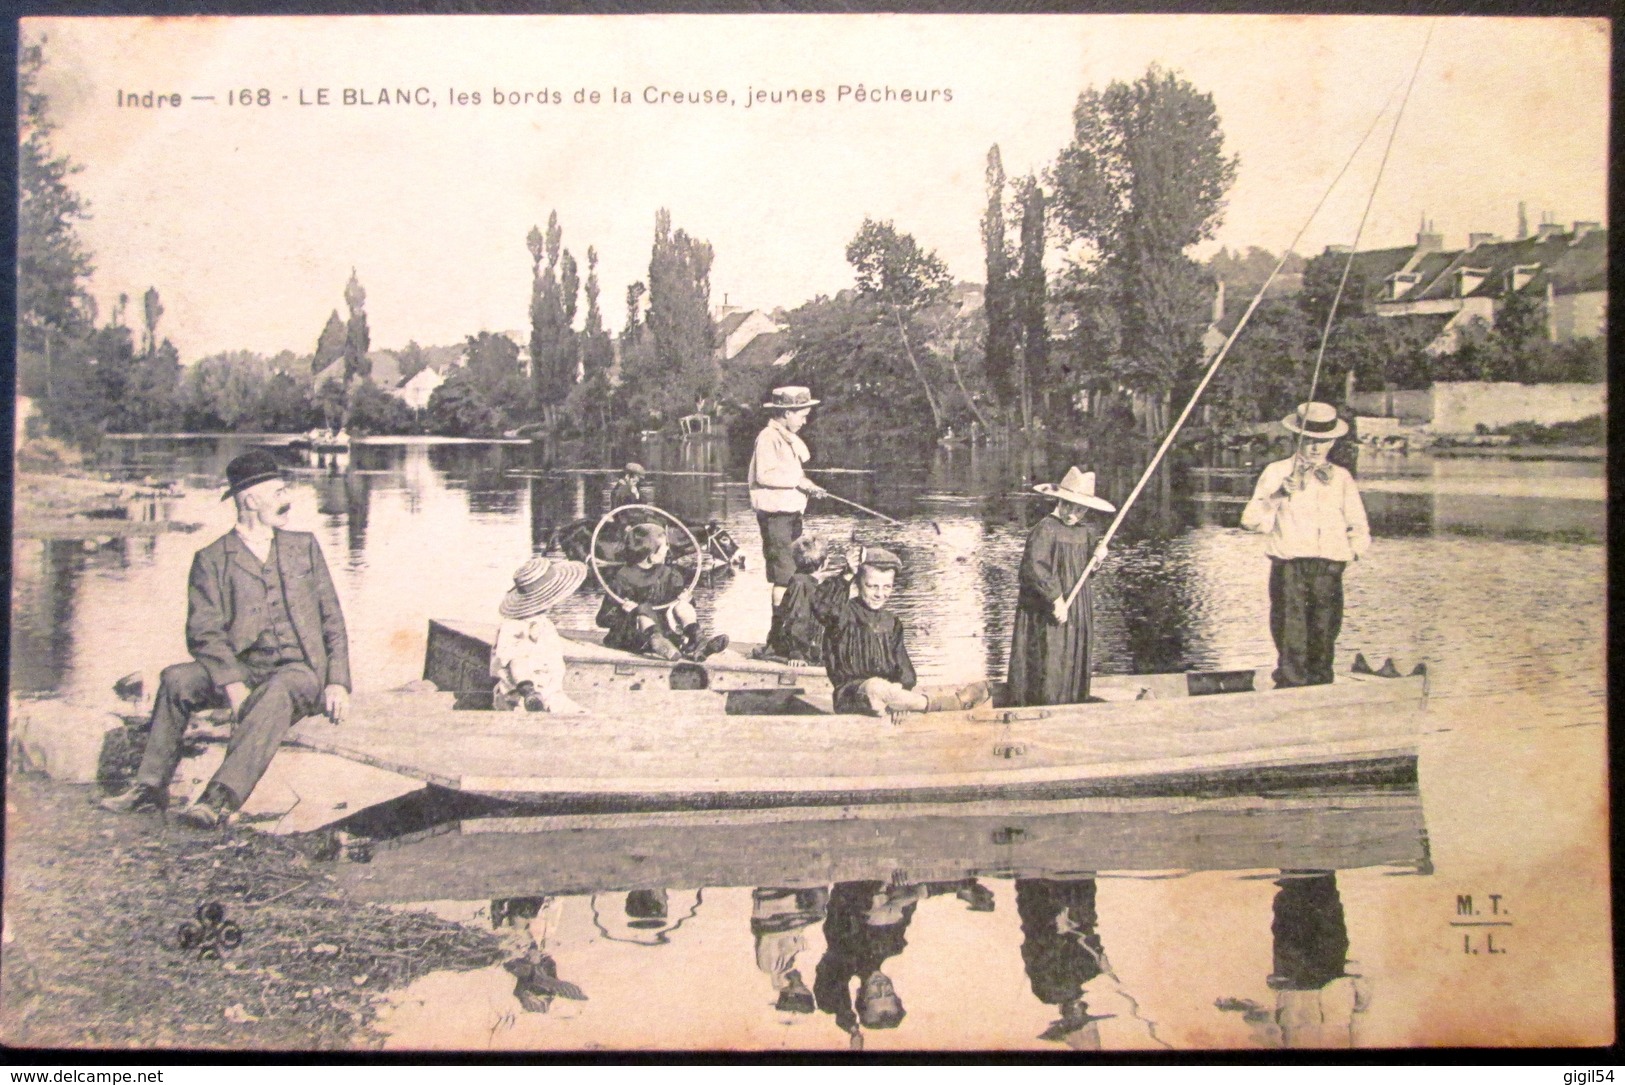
[981,144,1017,413]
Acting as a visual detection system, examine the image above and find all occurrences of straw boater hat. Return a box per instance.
[1034,466,1116,513]
[622,462,645,476]
[499,555,588,619]
[763,386,820,410]
[1280,401,1349,440]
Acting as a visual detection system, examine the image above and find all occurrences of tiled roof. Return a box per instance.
[715,311,753,340]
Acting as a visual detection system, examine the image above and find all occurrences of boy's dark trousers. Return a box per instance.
[1268,557,1345,688]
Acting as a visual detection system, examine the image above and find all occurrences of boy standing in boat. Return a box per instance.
[749,386,828,609]
[811,546,990,716]
[597,523,729,662]
[1241,402,1371,688]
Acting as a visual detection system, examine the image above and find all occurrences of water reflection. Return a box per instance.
[1216,871,1367,1049]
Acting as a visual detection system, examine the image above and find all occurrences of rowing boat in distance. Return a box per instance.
[282,620,1429,812]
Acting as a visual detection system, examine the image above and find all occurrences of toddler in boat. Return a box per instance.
[596,522,729,662]
[491,555,589,714]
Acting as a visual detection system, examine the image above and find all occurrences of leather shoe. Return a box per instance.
[99,783,167,814]
[178,782,238,830]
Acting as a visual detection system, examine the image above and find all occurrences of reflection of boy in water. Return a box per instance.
[752,887,829,1014]
[814,878,997,1045]
[490,896,587,1013]
[1215,871,1370,1049]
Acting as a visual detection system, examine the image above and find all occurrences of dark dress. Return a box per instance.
[1016,878,1105,1007]
[1008,514,1098,706]
[595,562,687,651]
[765,572,825,663]
[812,576,917,711]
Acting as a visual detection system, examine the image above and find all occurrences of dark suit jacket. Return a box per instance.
[186,529,351,692]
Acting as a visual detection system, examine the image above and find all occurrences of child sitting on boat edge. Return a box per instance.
[597,522,730,663]
[811,545,990,717]
[758,534,841,667]
[491,555,590,714]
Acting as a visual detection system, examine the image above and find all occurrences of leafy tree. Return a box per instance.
[346,380,414,435]
[981,145,1017,411]
[1299,249,1379,326]
[341,269,371,427]
[528,212,580,425]
[1205,299,1312,431]
[845,217,952,431]
[141,286,164,356]
[17,35,96,412]
[258,370,321,432]
[567,246,616,437]
[184,352,271,430]
[426,332,531,436]
[397,340,430,382]
[1013,176,1049,428]
[1049,64,1238,434]
[632,208,718,422]
[313,309,346,375]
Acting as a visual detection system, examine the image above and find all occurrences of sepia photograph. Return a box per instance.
[4,10,1612,1053]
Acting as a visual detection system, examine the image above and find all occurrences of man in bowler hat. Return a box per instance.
[101,449,351,828]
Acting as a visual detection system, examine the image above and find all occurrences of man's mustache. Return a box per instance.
[275,504,291,517]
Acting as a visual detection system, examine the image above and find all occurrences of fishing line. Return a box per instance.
[1295,20,1436,459]
[1056,71,1412,610]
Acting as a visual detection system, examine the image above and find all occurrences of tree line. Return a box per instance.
[18,33,1601,453]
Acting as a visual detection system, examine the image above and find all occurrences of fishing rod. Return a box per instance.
[1058,65,1422,613]
[1292,20,1435,464]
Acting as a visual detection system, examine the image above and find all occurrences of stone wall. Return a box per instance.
[1429,381,1606,433]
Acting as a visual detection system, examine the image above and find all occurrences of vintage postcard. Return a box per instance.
[5,12,1611,1054]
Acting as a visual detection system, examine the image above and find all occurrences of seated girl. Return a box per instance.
[492,555,590,714]
[596,523,729,662]
[761,534,838,665]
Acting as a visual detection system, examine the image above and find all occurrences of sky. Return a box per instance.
[25,14,1611,360]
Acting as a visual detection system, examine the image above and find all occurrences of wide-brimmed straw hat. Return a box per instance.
[499,555,588,619]
[622,462,645,476]
[1280,401,1349,440]
[1034,466,1116,513]
[763,386,820,410]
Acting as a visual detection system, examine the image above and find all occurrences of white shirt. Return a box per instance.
[491,616,584,714]
[234,524,275,564]
[749,418,811,514]
[1241,458,1371,562]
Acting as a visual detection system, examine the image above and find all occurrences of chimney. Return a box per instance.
[1571,221,1600,243]
[1517,201,1529,239]
[1534,222,1564,242]
[1212,279,1225,323]
[1416,217,1443,254]
[1467,232,1499,250]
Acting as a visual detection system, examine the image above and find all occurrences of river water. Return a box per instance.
[8,434,1611,1050]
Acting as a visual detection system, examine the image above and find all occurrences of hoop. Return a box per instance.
[589,504,704,612]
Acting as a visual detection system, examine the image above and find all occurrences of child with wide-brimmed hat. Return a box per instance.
[492,555,590,713]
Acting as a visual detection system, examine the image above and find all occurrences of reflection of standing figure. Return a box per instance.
[490,896,587,1013]
[1016,877,1110,1049]
[1216,871,1369,1049]
[1008,468,1116,707]
[752,887,829,1014]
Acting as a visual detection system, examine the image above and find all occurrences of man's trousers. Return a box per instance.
[134,660,321,804]
[1268,557,1346,688]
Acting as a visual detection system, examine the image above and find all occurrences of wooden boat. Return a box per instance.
[285,620,1428,812]
[330,790,1430,903]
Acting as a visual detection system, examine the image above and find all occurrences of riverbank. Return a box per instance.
[0,773,503,1050]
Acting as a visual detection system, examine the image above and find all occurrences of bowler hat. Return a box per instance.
[222,449,284,501]
[1280,401,1349,439]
